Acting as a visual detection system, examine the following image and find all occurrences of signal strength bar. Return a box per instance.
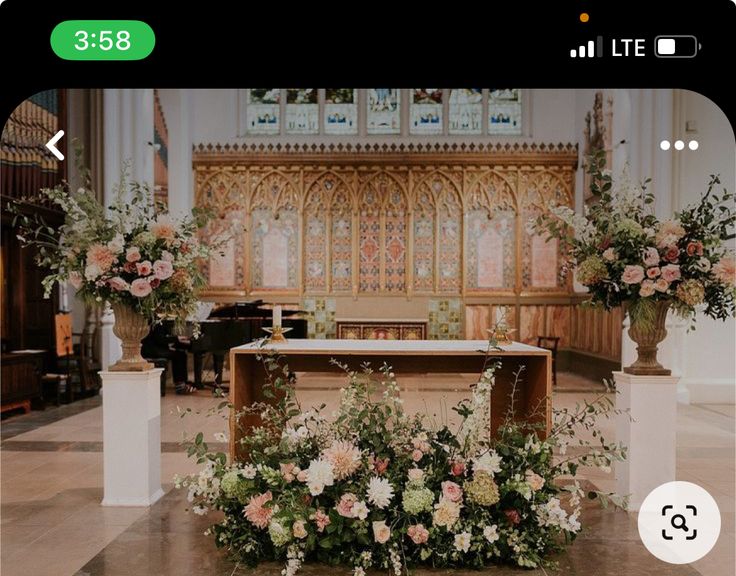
[570,36,604,58]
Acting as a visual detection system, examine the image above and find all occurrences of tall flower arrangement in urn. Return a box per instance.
[530,150,736,374]
[11,155,225,371]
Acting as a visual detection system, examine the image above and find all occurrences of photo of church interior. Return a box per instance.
[1,88,734,576]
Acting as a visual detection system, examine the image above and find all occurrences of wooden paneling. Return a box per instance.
[569,305,623,361]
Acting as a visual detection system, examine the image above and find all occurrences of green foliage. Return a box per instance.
[9,143,232,326]
[177,349,627,573]
[529,148,735,327]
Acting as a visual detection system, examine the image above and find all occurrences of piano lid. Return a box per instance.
[209,301,304,318]
[209,300,264,318]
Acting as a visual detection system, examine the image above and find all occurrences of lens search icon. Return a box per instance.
[661,504,698,540]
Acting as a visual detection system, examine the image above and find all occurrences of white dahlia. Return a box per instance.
[366,476,394,509]
[305,459,334,496]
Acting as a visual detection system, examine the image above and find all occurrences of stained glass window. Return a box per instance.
[367,89,400,134]
[410,89,443,135]
[285,89,318,134]
[448,89,482,135]
[245,89,281,135]
[488,89,522,135]
[324,89,357,135]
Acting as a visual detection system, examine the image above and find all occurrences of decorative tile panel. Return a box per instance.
[428,298,462,340]
[302,297,336,339]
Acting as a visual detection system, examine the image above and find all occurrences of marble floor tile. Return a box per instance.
[1,372,733,576]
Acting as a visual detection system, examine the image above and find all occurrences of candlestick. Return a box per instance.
[273,305,282,328]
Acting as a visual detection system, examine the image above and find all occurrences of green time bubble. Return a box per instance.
[51,20,155,61]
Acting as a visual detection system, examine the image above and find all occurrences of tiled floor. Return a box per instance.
[1,371,733,576]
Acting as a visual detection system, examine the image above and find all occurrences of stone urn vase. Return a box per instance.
[109,303,154,371]
[624,300,671,375]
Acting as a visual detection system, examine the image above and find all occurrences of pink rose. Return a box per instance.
[372,520,391,544]
[374,457,390,475]
[686,241,704,257]
[622,265,645,285]
[130,278,152,297]
[292,520,307,539]
[602,248,617,262]
[136,260,153,276]
[149,277,161,289]
[639,280,656,297]
[664,246,680,263]
[336,493,358,518]
[161,250,174,262]
[153,259,174,280]
[646,267,661,279]
[654,278,670,292]
[280,462,297,483]
[407,524,429,545]
[411,449,424,462]
[107,276,129,292]
[505,509,521,525]
[408,468,424,483]
[312,509,330,533]
[661,264,681,283]
[68,271,83,289]
[450,459,466,477]
[643,247,660,267]
[123,261,137,273]
[441,480,464,503]
[126,247,141,262]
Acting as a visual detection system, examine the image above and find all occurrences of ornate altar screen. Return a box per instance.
[194,142,577,300]
[193,143,623,363]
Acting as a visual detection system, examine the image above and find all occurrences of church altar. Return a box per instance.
[228,339,551,458]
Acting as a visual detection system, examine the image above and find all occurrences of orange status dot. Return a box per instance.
[580,13,590,23]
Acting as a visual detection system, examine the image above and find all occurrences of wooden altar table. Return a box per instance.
[229,339,551,458]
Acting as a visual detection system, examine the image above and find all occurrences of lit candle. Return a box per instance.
[273,305,282,329]
[496,306,502,324]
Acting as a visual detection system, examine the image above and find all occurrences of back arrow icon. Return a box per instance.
[46,130,65,161]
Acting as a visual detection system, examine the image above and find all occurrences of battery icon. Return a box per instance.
[655,35,699,58]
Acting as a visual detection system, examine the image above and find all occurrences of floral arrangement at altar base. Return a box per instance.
[11,152,227,370]
[529,150,735,374]
[177,354,627,573]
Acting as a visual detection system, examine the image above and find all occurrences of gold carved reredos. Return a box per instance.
[193,143,578,295]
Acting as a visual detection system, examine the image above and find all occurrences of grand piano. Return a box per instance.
[185,300,307,388]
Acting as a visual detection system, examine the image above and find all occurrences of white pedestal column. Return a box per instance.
[101,369,164,507]
[615,371,680,511]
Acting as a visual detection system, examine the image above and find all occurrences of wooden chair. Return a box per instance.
[536,336,560,387]
[41,313,77,405]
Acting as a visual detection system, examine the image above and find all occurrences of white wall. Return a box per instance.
[673,90,736,404]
